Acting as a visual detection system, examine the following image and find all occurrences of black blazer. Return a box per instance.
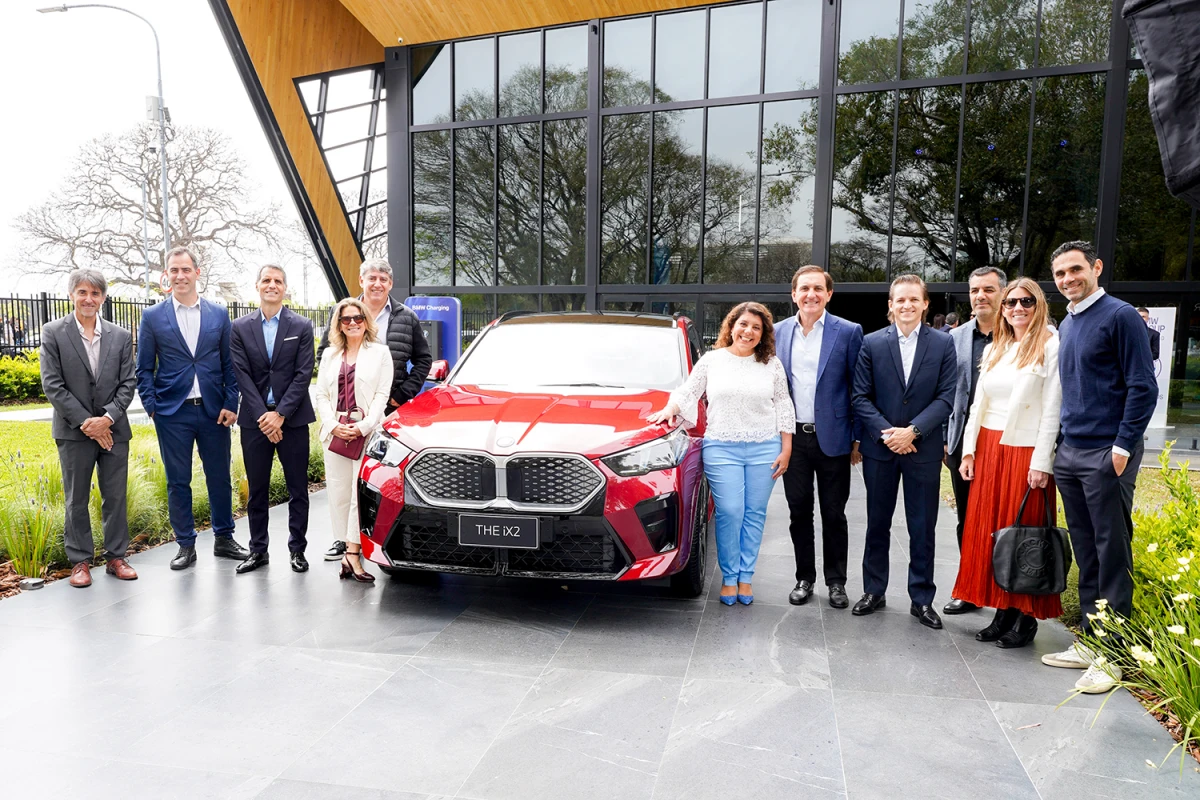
[1148,326,1160,361]
[230,306,316,428]
[852,323,957,463]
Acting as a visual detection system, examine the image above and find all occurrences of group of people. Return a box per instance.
[41,241,1156,694]
[40,248,431,588]
[652,241,1156,695]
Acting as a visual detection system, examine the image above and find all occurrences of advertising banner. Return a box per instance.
[1147,306,1176,428]
[407,295,463,369]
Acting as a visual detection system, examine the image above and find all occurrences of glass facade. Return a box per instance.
[288,1,1200,403]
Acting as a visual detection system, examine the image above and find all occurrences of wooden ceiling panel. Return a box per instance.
[336,0,719,46]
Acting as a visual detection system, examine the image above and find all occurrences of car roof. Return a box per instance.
[494,311,680,328]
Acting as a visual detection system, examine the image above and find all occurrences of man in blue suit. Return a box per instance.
[851,274,957,629]
[136,245,249,571]
[775,265,863,609]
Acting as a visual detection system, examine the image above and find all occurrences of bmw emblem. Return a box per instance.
[497,436,515,447]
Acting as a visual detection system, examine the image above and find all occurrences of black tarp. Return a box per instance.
[1123,0,1200,209]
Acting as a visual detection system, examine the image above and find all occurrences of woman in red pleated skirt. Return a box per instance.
[953,278,1063,647]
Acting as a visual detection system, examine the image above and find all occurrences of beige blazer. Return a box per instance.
[962,335,1061,474]
[315,340,394,446]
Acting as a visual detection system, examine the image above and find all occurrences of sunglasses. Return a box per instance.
[340,314,366,325]
[1002,296,1037,309]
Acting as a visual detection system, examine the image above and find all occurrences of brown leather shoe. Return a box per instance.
[69,562,92,588]
[105,558,138,581]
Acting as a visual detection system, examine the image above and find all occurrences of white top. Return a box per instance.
[73,313,103,377]
[667,349,796,443]
[789,312,825,424]
[898,324,920,383]
[172,295,203,399]
[963,336,1062,474]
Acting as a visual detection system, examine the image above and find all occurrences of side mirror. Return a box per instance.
[428,360,449,382]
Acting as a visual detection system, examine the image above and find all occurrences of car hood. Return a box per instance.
[383,384,676,459]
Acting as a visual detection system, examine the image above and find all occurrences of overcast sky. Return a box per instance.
[0,0,333,304]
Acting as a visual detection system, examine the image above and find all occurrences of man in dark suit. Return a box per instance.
[774,265,864,609]
[1136,307,1161,361]
[40,268,139,587]
[230,265,316,574]
[136,245,249,571]
[316,258,432,561]
[851,274,958,629]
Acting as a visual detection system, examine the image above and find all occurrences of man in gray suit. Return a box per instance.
[942,266,1005,615]
[40,268,139,588]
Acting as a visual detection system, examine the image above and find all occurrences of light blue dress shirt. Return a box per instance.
[789,312,825,425]
[262,310,279,405]
[898,323,920,385]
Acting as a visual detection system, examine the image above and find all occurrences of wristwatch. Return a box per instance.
[911,425,923,440]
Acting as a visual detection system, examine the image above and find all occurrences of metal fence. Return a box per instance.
[0,294,335,357]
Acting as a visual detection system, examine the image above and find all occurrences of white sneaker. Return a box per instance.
[1075,662,1122,694]
[1041,642,1095,668]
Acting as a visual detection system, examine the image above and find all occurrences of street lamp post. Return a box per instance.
[38,4,172,274]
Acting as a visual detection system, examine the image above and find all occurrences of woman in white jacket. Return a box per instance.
[954,278,1062,647]
[315,298,393,582]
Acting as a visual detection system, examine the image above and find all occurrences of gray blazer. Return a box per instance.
[945,318,982,455]
[40,314,136,442]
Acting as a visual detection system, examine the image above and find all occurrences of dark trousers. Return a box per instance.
[781,430,851,586]
[862,455,941,606]
[1054,443,1142,634]
[944,441,971,549]
[56,438,130,564]
[241,424,310,553]
[153,403,234,547]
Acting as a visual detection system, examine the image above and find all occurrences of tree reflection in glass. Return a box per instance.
[652,109,704,284]
[455,38,495,121]
[497,123,540,285]
[838,0,901,85]
[413,130,451,285]
[601,112,650,284]
[829,91,894,282]
[455,126,495,285]
[901,0,966,79]
[499,32,540,118]
[759,99,817,283]
[543,118,588,285]
[704,104,760,283]
[966,0,1037,74]
[1038,0,1110,67]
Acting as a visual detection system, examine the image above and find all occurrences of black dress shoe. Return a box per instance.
[996,615,1038,649]
[324,540,346,561]
[943,598,979,615]
[911,604,944,629]
[828,584,849,609]
[976,607,1020,642]
[235,552,269,574]
[789,580,814,606]
[290,551,310,573]
[170,546,196,571]
[214,537,250,560]
[852,593,886,616]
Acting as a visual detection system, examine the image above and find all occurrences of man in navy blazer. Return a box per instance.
[775,265,863,609]
[851,274,957,629]
[136,245,249,571]
[230,265,316,574]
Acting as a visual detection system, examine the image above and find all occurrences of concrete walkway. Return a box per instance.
[0,474,1196,799]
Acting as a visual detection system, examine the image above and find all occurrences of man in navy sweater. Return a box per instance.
[1042,240,1156,694]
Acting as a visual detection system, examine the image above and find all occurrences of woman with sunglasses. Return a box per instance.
[315,298,394,582]
[954,278,1062,646]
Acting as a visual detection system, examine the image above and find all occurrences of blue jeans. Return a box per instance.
[703,438,781,587]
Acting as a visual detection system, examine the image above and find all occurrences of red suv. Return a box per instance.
[356,311,710,596]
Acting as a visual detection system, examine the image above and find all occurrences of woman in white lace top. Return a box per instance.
[649,302,795,605]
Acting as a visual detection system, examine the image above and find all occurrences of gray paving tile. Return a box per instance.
[62,761,271,799]
[283,657,542,795]
[653,679,844,800]
[0,748,109,795]
[549,605,702,677]
[993,700,1200,797]
[687,602,829,688]
[822,602,984,700]
[836,689,1038,800]
[0,564,162,628]
[292,588,476,655]
[253,779,437,799]
[414,590,593,666]
[461,668,681,800]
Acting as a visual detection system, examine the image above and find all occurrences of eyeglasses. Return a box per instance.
[1003,296,1037,309]
[339,314,366,325]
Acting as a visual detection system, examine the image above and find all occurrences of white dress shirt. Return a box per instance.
[74,313,103,377]
[1066,287,1106,315]
[172,295,203,399]
[790,312,825,424]
[897,323,921,384]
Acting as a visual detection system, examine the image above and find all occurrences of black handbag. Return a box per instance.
[991,486,1073,596]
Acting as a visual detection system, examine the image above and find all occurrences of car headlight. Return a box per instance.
[602,428,690,477]
[364,428,413,467]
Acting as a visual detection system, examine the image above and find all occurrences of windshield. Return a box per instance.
[451,322,687,391]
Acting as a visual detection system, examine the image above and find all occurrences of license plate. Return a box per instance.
[458,514,539,549]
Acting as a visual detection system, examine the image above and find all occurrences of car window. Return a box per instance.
[451,323,686,391]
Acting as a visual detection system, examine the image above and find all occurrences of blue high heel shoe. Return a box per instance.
[737,593,754,605]
[719,594,736,606]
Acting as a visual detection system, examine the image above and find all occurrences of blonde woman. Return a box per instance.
[315,298,393,582]
[955,278,1062,647]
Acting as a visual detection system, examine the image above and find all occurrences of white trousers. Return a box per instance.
[324,449,364,544]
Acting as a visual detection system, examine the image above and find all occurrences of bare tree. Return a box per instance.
[13,124,280,294]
